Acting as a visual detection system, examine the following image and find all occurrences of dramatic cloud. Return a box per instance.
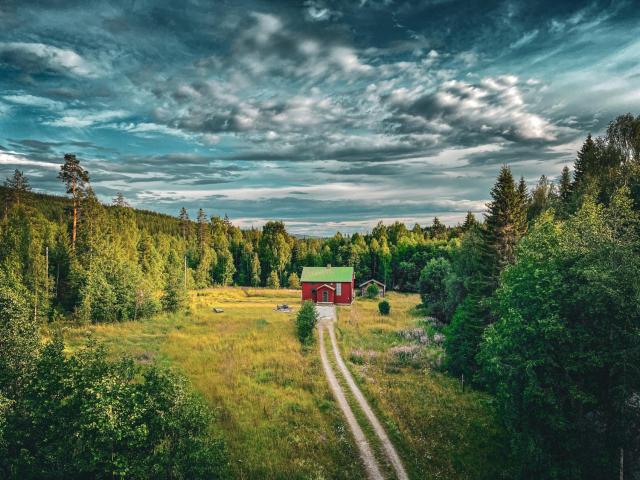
[0,0,639,234]
[0,42,101,78]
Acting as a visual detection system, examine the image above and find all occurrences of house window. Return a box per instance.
[336,283,342,296]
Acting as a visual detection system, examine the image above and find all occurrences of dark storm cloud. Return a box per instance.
[1,0,639,233]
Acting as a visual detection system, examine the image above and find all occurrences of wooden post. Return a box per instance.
[461,374,465,392]
[184,255,187,289]
[620,447,624,480]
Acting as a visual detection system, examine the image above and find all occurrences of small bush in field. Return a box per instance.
[366,283,380,299]
[378,299,390,315]
[296,301,318,344]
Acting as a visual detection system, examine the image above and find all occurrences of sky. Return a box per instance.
[1,0,639,235]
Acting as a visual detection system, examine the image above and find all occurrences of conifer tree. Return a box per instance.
[196,208,208,253]
[461,211,478,231]
[484,165,525,279]
[179,207,190,239]
[431,217,446,239]
[573,134,597,189]
[112,192,129,207]
[559,166,572,203]
[58,154,89,249]
[4,169,31,208]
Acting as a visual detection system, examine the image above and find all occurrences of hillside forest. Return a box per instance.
[1,113,639,478]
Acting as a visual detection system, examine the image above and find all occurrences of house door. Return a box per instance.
[312,289,317,302]
[322,290,328,302]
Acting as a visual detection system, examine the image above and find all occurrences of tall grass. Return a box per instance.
[65,287,363,479]
[336,292,511,479]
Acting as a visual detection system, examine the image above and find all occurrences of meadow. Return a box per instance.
[336,293,510,479]
[62,288,507,479]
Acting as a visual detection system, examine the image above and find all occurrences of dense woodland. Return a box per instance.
[1,113,639,478]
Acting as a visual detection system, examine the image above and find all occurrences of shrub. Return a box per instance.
[296,301,318,344]
[1,338,229,479]
[378,299,390,315]
[365,283,379,299]
[287,272,300,289]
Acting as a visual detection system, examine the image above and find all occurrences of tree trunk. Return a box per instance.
[71,178,77,248]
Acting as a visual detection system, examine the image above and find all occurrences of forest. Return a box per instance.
[1,113,639,479]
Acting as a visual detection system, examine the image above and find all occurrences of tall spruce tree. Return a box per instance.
[484,165,525,281]
[58,154,89,249]
[461,211,479,231]
[559,166,572,203]
[573,134,597,189]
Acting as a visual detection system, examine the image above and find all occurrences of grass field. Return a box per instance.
[64,288,363,480]
[62,287,508,479]
[337,292,510,479]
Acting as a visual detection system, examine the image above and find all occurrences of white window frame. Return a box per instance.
[336,283,342,296]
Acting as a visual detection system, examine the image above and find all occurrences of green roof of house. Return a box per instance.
[300,266,353,283]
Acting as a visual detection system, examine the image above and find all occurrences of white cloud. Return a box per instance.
[0,42,102,77]
[49,109,128,128]
[0,152,59,169]
[3,94,64,110]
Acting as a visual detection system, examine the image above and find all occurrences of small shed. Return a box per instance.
[359,279,386,297]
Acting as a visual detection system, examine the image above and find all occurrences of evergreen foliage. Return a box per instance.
[378,299,390,315]
[295,300,318,344]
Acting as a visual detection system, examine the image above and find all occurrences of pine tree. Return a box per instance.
[484,165,524,279]
[196,208,208,253]
[58,154,89,249]
[4,169,31,208]
[179,207,190,239]
[112,192,129,207]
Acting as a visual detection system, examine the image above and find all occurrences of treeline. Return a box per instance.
[1,160,464,324]
[419,113,640,478]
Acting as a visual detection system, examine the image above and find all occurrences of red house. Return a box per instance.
[300,266,355,305]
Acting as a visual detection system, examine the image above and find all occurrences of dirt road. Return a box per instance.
[317,306,409,480]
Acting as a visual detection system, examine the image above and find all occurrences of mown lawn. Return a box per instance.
[336,292,511,479]
[63,288,363,480]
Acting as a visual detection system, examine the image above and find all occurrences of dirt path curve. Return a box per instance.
[325,321,410,480]
[318,320,384,480]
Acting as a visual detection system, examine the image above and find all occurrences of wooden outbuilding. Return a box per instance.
[359,279,386,297]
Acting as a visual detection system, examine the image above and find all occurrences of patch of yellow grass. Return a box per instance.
[65,287,363,479]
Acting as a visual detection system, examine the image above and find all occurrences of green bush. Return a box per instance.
[365,283,379,299]
[296,300,318,344]
[1,338,229,479]
[378,299,390,315]
[287,272,300,289]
